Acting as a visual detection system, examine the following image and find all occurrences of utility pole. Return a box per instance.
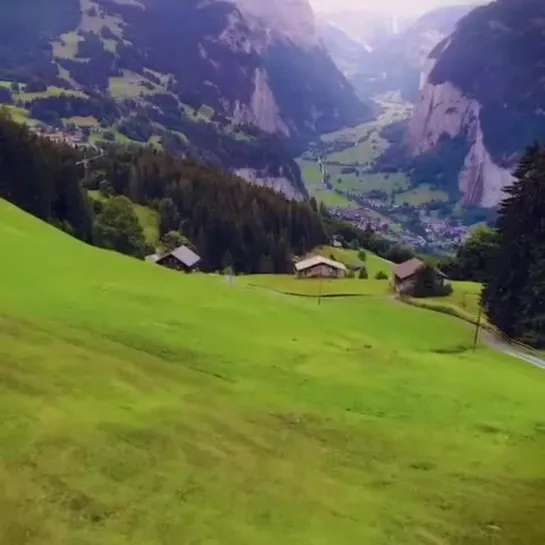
[318,276,323,306]
[473,303,483,351]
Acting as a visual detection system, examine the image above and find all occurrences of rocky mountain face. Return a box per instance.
[408,0,545,207]
[320,6,472,101]
[0,0,369,199]
[317,19,372,79]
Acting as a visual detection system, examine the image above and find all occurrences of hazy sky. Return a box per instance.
[310,0,486,15]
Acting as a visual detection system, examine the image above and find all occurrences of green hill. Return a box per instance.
[1,198,544,545]
[316,245,393,277]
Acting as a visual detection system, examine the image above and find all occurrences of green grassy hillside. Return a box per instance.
[316,245,393,278]
[0,199,544,544]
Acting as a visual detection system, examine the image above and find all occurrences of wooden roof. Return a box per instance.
[394,258,425,280]
[157,245,201,268]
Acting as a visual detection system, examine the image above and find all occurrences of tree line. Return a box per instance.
[0,111,93,240]
[89,147,326,273]
[0,114,327,274]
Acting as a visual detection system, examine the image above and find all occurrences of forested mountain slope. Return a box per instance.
[0,114,326,273]
[0,0,369,198]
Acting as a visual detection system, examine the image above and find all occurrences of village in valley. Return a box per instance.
[298,93,475,254]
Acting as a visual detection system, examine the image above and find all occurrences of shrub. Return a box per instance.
[376,270,389,280]
[99,179,114,198]
[359,266,368,279]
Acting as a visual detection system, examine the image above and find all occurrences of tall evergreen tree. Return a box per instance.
[483,144,545,345]
[0,111,93,241]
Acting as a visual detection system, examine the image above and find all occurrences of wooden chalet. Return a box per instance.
[295,255,347,279]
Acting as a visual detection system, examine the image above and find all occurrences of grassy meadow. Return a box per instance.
[297,159,357,210]
[316,245,393,277]
[0,198,544,544]
[244,275,392,297]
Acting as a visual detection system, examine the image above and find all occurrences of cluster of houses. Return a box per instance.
[294,254,446,296]
[146,244,446,297]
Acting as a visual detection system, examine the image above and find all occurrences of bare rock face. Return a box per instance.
[222,0,368,140]
[233,0,320,49]
[235,168,305,201]
[408,55,514,207]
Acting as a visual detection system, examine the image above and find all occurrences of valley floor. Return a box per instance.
[0,199,544,545]
[298,93,472,251]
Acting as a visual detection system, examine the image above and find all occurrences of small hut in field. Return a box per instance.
[294,255,347,279]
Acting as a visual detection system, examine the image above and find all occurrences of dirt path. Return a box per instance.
[480,329,545,369]
[392,296,545,370]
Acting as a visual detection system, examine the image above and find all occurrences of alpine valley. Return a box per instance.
[300,0,545,252]
[3,0,545,253]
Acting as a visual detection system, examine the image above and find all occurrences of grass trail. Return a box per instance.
[0,199,544,545]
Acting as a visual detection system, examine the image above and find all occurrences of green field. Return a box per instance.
[297,160,357,210]
[0,80,87,102]
[395,184,450,206]
[1,198,544,544]
[2,105,32,125]
[109,70,164,98]
[89,129,136,147]
[410,281,484,324]
[297,158,322,186]
[64,116,99,128]
[316,245,393,277]
[245,275,391,296]
[328,170,409,197]
[327,135,388,166]
[53,32,82,59]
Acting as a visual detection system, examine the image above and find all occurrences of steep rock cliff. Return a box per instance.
[408,52,513,207]
[409,0,545,207]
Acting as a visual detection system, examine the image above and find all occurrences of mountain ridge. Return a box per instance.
[319,5,474,101]
[408,0,545,207]
[0,0,370,199]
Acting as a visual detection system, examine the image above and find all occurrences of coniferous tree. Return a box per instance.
[0,111,93,241]
[483,144,545,344]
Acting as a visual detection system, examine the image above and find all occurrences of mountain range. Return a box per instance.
[0,0,369,199]
[318,5,474,101]
[2,0,545,216]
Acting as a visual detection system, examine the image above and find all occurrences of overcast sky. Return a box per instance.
[310,0,486,15]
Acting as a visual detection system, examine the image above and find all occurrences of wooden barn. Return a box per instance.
[394,258,446,295]
[149,245,201,273]
[295,255,347,279]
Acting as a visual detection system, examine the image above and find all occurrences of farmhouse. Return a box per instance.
[394,258,446,295]
[151,245,201,273]
[295,255,347,279]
